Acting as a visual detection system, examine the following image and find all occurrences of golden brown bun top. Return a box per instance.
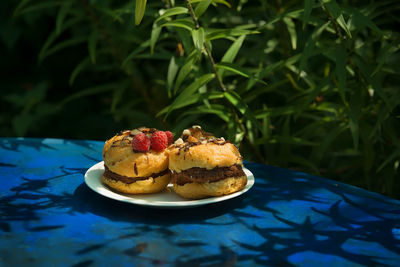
[169,126,242,172]
[103,128,169,178]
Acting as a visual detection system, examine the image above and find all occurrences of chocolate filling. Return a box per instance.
[172,164,245,186]
[104,165,170,184]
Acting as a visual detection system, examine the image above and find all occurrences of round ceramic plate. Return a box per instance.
[84,161,255,209]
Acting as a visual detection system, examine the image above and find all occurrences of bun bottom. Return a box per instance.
[102,172,171,194]
[173,175,247,199]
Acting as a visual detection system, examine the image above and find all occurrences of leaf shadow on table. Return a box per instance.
[2,159,400,267]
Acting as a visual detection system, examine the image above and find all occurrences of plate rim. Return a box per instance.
[84,161,255,208]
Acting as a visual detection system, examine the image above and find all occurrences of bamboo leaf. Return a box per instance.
[335,44,347,100]
[135,0,147,25]
[159,19,195,31]
[218,35,245,78]
[283,17,297,50]
[167,56,179,98]
[69,58,91,85]
[195,0,212,18]
[61,83,118,106]
[212,0,231,8]
[224,91,262,132]
[192,27,205,51]
[40,36,86,62]
[14,1,60,16]
[179,104,230,122]
[174,51,199,94]
[122,39,151,67]
[163,73,215,117]
[215,62,268,86]
[150,24,161,53]
[157,92,224,116]
[206,28,259,41]
[88,31,98,64]
[303,0,315,29]
[56,1,71,35]
[155,7,188,23]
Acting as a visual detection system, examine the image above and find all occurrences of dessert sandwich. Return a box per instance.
[102,127,173,194]
[168,126,247,199]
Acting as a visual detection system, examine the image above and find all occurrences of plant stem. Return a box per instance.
[186,0,226,92]
[322,3,343,40]
[186,0,264,163]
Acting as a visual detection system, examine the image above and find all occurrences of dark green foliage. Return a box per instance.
[1,0,399,198]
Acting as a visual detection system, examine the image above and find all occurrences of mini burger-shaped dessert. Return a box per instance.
[169,126,247,199]
[102,127,174,194]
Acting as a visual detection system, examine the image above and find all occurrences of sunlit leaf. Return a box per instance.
[192,27,205,51]
[335,44,347,100]
[155,7,188,23]
[135,0,147,25]
[218,35,245,78]
[159,19,195,31]
[195,0,212,18]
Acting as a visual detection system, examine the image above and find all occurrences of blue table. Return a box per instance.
[1,137,400,266]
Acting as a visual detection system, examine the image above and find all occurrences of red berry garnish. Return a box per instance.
[150,131,168,151]
[165,131,174,145]
[132,133,150,152]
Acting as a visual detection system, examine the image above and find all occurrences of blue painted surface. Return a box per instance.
[1,137,399,266]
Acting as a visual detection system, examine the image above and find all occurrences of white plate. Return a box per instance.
[84,161,255,209]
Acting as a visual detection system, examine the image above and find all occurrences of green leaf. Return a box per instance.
[303,0,315,29]
[167,56,179,98]
[212,0,231,8]
[348,93,360,150]
[40,36,86,62]
[206,28,259,41]
[135,0,147,25]
[218,35,245,79]
[336,14,352,38]
[88,31,98,64]
[191,27,204,51]
[335,44,347,100]
[224,91,262,132]
[283,17,297,50]
[13,1,60,16]
[174,51,199,94]
[150,24,162,53]
[56,1,71,35]
[69,58,91,85]
[111,82,129,112]
[347,7,383,36]
[155,7,188,23]
[159,19,195,31]
[122,39,151,67]
[179,104,230,122]
[299,21,330,73]
[195,0,212,18]
[157,92,224,116]
[61,83,118,106]
[38,17,83,62]
[215,62,268,86]
[163,73,215,117]
[13,0,31,16]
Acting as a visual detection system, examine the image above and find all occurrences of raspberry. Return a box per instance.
[150,131,168,151]
[132,133,150,152]
[165,131,174,145]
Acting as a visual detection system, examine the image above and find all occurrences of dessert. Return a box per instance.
[102,127,172,194]
[169,126,247,199]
